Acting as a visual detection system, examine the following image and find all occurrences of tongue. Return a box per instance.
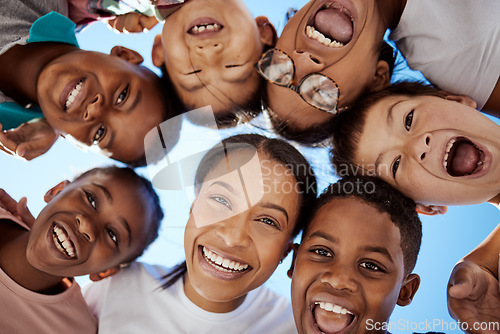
[450,142,480,176]
[314,306,352,334]
[314,8,353,44]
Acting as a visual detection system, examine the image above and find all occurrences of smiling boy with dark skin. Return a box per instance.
[288,176,433,334]
[0,166,163,333]
[0,2,176,165]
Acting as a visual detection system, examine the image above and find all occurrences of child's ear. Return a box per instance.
[255,16,277,48]
[443,93,477,109]
[151,34,166,68]
[369,60,391,93]
[89,266,120,282]
[397,273,420,306]
[44,180,70,203]
[287,243,300,279]
[416,204,448,216]
[110,46,144,65]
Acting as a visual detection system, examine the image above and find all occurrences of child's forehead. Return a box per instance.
[306,197,399,241]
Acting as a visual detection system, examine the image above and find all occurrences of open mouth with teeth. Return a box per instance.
[306,2,354,48]
[201,246,249,273]
[187,18,224,36]
[64,79,84,111]
[312,301,355,334]
[444,137,485,177]
[52,223,77,259]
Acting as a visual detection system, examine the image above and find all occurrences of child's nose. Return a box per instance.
[76,214,95,242]
[84,94,104,121]
[320,263,359,293]
[194,42,223,60]
[409,133,431,162]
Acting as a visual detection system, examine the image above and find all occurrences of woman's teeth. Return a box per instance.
[53,225,76,258]
[65,80,83,110]
[202,246,248,272]
[316,301,353,315]
[306,26,345,48]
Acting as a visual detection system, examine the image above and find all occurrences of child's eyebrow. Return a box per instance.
[361,246,394,263]
[92,183,112,203]
[120,217,132,248]
[306,230,338,243]
[125,89,142,115]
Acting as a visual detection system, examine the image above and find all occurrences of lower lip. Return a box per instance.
[196,246,249,281]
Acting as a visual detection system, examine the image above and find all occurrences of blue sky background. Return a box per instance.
[1,1,498,333]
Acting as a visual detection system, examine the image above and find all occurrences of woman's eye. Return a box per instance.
[210,196,232,210]
[107,228,118,245]
[392,156,401,179]
[360,262,381,272]
[116,85,129,104]
[312,248,332,257]
[405,110,414,131]
[93,125,106,145]
[84,191,97,210]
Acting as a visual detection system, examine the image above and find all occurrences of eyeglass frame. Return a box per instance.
[255,48,341,115]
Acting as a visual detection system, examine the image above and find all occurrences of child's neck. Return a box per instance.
[0,42,78,106]
[0,226,67,294]
[183,274,247,313]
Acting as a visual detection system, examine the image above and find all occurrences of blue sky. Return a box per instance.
[1,1,498,333]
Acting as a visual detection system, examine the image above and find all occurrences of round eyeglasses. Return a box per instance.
[255,48,340,115]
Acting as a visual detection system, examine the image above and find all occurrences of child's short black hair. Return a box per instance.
[75,166,164,261]
[311,176,422,276]
[331,82,445,177]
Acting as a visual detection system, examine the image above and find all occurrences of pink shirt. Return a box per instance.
[0,207,98,333]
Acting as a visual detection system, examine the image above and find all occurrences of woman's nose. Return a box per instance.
[291,50,325,84]
[215,215,251,248]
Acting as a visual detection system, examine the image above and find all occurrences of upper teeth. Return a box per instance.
[306,26,345,48]
[202,246,249,272]
[191,24,220,34]
[316,302,353,315]
[443,139,456,170]
[53,225,76,258]
[65,80,83,110]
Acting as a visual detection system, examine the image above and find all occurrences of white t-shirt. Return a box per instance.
[390,0,500,109]
[83,262,297,334]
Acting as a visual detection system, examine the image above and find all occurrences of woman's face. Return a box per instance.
[267,0,387,130]
[184,149,300,311]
